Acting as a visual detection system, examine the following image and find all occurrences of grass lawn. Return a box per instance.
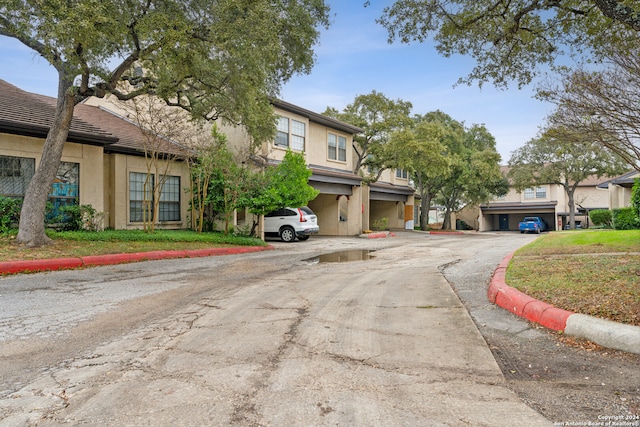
[0,229,266,262]
[507,229,640,327]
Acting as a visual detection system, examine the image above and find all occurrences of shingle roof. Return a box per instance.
[0,79,192,158]
[0,79,117,145]
[73,103,193,158]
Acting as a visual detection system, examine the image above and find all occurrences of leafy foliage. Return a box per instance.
[323,91,413,182]
[1,0,330,246]
[239,150,319,235]
[509,127,628,229]
[612,208,640,230]
[632,178,640,218]
[589,210,613,228]
[0,196,21,233]
[377,0,640,88]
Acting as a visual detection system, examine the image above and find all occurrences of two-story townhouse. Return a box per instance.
[67,87,417,237]
[598,170,640,210]
[255,100,415,236]
[462,166,627,231]
[0,79,193,231]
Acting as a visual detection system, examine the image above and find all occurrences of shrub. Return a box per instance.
[0,196,21,232]
[372,217,389,231]
[632,178,640,218]
[58,204,104,231]
[612,207,640,230]
[589,209,613,228]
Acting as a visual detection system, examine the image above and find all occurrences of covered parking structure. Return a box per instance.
[479,201,558,232]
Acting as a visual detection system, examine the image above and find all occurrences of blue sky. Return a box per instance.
[0,1,551,162]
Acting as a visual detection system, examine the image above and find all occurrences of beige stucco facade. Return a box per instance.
[0,133,106,217]
[461,171,636,232]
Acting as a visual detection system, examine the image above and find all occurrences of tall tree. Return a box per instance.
[389,116,450,231]
[376,1,640,88]
[508,127,628,229]
[538,49,640,172]
[0,0,329,246]
[323,91,412,182]
[437,124,508,229]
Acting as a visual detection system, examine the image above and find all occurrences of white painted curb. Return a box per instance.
[565,314,640,355]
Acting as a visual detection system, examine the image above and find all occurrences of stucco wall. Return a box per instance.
[0,133,105,217]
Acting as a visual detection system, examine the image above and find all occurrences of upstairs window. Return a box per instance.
[396,169,408,179]
[524,186,547,199]
[328,133,347,162]
[275,116,305,151]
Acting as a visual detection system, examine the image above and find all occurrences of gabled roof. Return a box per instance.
[0,79,118,146]
[271,99,364,135]
[597,170,639,189]
[0,79,192,158]
[73,104,193,158]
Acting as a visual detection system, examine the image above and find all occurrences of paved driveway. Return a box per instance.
[1,232,551,426]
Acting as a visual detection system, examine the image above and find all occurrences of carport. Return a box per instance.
[479,201,558,232]
[307,165,363,236]
[369,182,415,230]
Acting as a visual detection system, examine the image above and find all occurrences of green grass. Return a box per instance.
[507,230,640,326]
[0,229,266,261]
[514,229,640,255]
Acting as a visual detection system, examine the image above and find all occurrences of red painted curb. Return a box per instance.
[429,230,464,235]
[0,258,84,274]
[366,232,394,239]
[488,253,573,332]
[0,245,275,274]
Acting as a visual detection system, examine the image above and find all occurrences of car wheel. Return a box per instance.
[298,235,310,241]
[279,226,296,242]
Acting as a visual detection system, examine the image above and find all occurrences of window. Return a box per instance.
[49,161,79,217]
[159,175,180,221]
[524,186,547,199]
[0,155,35,197]
[524,188,535,199]
[130,172,153,222]
[275,116,305,151]
[328,133,347,162]
[396,169,408,179]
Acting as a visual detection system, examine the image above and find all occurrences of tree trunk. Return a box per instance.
[16,75,76,247]
[419,193,432,231]
[567,186,577,230]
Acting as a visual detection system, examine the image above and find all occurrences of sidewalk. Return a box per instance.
[488,252,640,355]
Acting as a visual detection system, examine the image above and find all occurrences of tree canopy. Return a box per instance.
[0,0,329,246]
[537,49,640,172]
[376,0,640,88]
[323,91,413,182]
[508,127,628,228]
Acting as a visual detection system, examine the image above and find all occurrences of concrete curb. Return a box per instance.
[0,245,275,275]
[360,231,396,239]
[488,252,640,355]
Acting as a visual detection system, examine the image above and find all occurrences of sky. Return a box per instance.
[0,1,552,163]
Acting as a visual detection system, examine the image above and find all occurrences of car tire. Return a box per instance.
[298,235,310,241]
[279,226,296,242]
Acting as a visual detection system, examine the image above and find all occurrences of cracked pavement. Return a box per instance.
[0,232,554,426]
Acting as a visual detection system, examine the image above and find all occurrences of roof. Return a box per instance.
[0,79,117,146]
[0,79,192,158]
[597,170,639,189]
[73,104,193,158]
[271,99,364,135]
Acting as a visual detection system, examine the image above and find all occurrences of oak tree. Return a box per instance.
[376,0,640,88]
[508,127,628,229]
[323,91,413,182]
[0,0,329,246]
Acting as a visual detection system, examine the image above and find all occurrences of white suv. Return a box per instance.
[264,207,319,242]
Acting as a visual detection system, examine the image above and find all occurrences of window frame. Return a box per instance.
[0,155,35,197]
[328,132,347,162]
[129,172,154,223]
[275,115,306,152]
[159,175,181,222]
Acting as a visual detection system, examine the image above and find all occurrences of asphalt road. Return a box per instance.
[0,231,638,426]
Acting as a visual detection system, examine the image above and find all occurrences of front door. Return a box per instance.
[499,214,509,231]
